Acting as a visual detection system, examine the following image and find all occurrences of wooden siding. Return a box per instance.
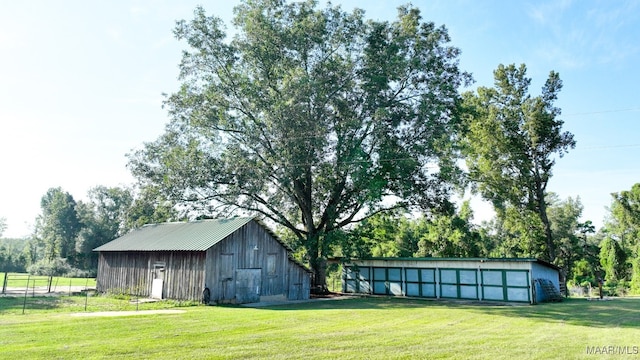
[97,251,206,301]
[203,221,310,303]
[96,220,311,304]
[287,260,311,300]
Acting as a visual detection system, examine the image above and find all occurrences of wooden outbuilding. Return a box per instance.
[341,257,562,304]
[94,217,311,304]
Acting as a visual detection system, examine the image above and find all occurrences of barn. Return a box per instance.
[341,257,562,304]
[93,217,311,304]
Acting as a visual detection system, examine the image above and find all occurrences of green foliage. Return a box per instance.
[27,257,73,277]
[75,186,134,269]
[630,255,640,294]
[128,0,470,286]
[599,237,628,282]
[124,186,179,230]
[35,187,81,262]
[416,202,484,257]
[597,183,640,292]
[570,259,596,287]
[340,211,422,258]
[0,238,28,272]
[462,64,575,262]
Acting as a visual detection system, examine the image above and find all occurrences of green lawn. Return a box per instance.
[0,295,639,359]
[1,272,96,289]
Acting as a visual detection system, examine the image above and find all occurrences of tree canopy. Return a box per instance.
[461,64,575,263]
[128,0,471,287]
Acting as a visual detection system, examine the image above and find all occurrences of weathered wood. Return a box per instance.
[96,220,310,303]
[97,251,205,300]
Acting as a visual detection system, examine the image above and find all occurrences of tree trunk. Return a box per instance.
[536,189,555,263]
[306,231,328,293]
[311,257,328,293]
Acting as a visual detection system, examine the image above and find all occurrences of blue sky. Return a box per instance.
[1,0,639,238]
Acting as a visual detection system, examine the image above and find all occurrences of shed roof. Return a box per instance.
[337,257,560,270]
[94,217,255,252]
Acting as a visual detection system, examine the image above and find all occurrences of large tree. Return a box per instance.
[35,187,81,262]
[461,64,575,263]
[416,201,484,258]
[75,186,134,269]
[128,0,470,288]
[605,183,640,292]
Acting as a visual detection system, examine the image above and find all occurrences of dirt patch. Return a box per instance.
[70,309,186,317]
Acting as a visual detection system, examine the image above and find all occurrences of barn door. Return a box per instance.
[151,262,165,299]
[235,269,261,303]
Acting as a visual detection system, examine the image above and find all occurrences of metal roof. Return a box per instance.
[336,257,561,270]
[93,217,254,252]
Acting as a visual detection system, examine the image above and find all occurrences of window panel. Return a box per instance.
[482,271,503,286]
[389,282,403,295]
[405,269,419,282]
[406,283,420,296]
[459,270,477,284]
[388,268,401,281]
[440,270,457,283]
[460,285,477,299]
[421,269,435,283]
[422,284,436,297]
[483,286,504,300]
[373,281,387,294]
[507,288,529,301]
[506,271,528,286]
[373,268,386,281]
[441,284,457,298]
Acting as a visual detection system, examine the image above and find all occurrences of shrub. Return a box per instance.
[27,258,73,276]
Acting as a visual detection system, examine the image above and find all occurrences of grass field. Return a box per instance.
[0,295,639,359]
[1,272,97,289]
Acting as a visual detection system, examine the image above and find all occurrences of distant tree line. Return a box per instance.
[0,186,177,276]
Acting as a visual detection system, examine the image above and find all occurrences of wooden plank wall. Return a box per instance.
[287,260,311,300]
[204,221,311,303]
[96,251,206,301]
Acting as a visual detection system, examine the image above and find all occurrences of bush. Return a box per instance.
[27,258,73,277]
[66,268,96,278]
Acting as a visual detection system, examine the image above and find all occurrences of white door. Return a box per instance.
[151,263,165,299]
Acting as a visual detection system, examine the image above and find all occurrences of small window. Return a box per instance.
[267,254,277,275]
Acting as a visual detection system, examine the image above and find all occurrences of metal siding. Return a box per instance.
[343,259,547,304]
[531,262,561,303]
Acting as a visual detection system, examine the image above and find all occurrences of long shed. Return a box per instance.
[94,217,311,304]
[341,257,561,304]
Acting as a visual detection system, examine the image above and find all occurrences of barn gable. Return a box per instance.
[94,218,310,304]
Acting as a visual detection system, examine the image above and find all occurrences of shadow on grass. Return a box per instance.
[475,297,640,329]
[255,295,640,328]
[0,295,63,313]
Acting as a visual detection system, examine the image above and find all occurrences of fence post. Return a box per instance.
[84,277,90,311]
[22,275,30,314]
[2,272,7,294]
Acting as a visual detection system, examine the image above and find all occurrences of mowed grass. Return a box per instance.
[1,272,96,288]
[1,296,639,359]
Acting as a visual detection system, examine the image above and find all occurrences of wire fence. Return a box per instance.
[0,272,203,315]
[1,272,96,296]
